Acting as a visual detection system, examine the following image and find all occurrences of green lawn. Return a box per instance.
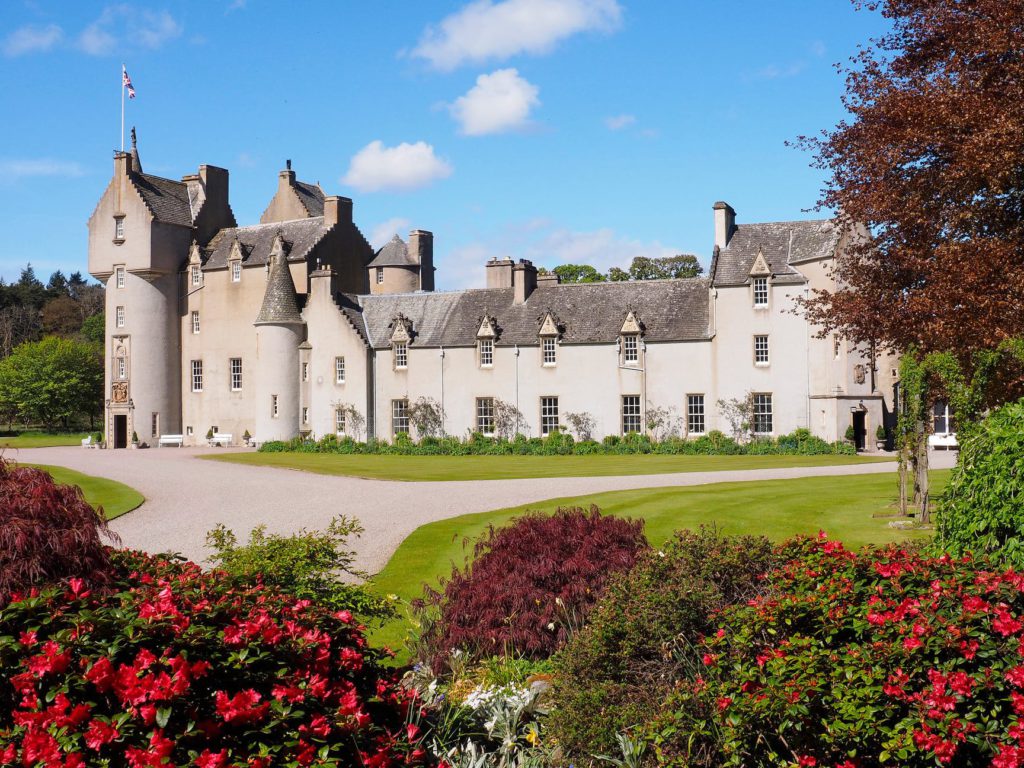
[204,451,892,482]
[27,464,144,520]
[368,469,950,655]
[0,431,92,448]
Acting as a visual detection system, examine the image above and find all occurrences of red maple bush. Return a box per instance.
[645,535,1024,767]
[0,549,431,767]
[418,505,648,669]
[0,458,116,604]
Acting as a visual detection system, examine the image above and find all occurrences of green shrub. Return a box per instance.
[205,516,395,625]
[549,528,778,760]
[934,399,1024,565]
[643,536,1024,767]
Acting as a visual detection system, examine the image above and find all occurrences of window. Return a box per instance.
[476,397,495,435]
[754,335,769,366]
[114,217,125,240]
[302,407,309,424]
[231,261,241,282]
[752,393,773,434]
[115,266,125,288]
[191,265,202,286]
[933,401,955,434]
[191,360,203,393]
[834,335,842,359]
[623,334,639,364]
[540,396,559,436]
[230,358,242,391]
[335,408,346,434]
[271,395,279,418]
[192,311,200,334]
[335,356,345,384]
[753,276,768,307]
[622,395,642,435]
[376,267,384,284]
[392,399,409,436]
[116,356,126,380]
[151,413,158,439]
[394,342,408,370]
[302,362,309,382]
[115,306,125,328]
[479,339,494,367]
[687,394,705,435]
[542,337,556,366]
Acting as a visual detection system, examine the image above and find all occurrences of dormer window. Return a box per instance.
[394,342,408,369]
[114,216,125,241]
[753,276,769,307]
[622,334,639,364]
[542,337,556,366]
[479,338,494,367]
[191,265,202,287]
[390,314,412,370]
[231,261,241,282]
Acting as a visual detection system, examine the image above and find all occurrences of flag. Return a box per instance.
[122,66,136,99]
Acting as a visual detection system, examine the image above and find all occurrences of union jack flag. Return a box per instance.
[122,66,136,99]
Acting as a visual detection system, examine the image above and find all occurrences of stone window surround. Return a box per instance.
[229,358,242,391]
[754,334,769,366]
[540,396,559,436]
[752,276,769,308]
[394,341,408,370]
[392,398,410,436]
[478,338,494,368]
[687,394,705,435]
[752,392,773,434]
[115,265,125,289]
[541,336,556,366]
[621,394,641,435]
[115,306,125,328]
[231,260,242,282]
[335,356,345,384]
[191,360,203,393]
[476,396,495,435]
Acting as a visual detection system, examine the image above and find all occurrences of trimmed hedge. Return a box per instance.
[260,428,854,457]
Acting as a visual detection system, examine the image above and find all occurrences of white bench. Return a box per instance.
[158,434,184,447]
[209,433,233,447]
[81,435,93,448]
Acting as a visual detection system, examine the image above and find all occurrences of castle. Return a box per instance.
[87,135,895,449]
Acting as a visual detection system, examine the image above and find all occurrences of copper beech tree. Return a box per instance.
[797,0,1024,519]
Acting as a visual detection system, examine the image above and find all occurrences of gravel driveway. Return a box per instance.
[8,446,957,574]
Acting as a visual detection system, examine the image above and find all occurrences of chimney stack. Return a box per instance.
[409,230,435,292]
[513,259,537,304]
[713,201,736,249]
[486,257,515,289]
[323,196,352,227]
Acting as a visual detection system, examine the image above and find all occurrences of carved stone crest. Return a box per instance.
[111,382,129,403]
[854,364,866,384]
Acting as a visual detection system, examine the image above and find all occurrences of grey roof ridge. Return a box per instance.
[734,217,834,228]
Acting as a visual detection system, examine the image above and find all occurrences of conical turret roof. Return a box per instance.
[255,233,303,325]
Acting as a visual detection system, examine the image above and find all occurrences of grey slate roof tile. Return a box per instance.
[713,219,838,287]
[345,278,711,349]
[203,218,327,269]
[255,249,303,324]
[131,173,193,227]
[367,234,418,268]
[293,181,325,217]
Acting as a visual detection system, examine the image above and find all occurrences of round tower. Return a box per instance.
[254,233,305,442]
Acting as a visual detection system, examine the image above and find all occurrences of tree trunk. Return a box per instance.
[898,455,909,517]
[916,423,930,524]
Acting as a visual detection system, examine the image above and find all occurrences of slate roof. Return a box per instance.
[341,278,711,349]
[712,219,838,287]
[130,173,193,227]
[293,181,324,217]
[367,235,418,268]
[203,218,327,269]
[256,249,303,324]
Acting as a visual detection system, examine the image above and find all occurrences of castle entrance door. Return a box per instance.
[113,415,128,449]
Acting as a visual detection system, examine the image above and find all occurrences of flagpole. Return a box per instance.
[120,64,125,152]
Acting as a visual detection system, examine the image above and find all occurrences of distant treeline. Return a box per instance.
[0,265,104,357]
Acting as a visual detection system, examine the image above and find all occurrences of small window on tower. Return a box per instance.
[191,265,202,287]
[115,266,125,288]
[231,261,241,282]
[114,217,125,241]
[192,311,200,334]
[376,267,384,284]
[116,306,125,328]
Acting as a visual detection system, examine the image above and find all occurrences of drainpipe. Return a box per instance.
[514,345,520,423]
[439,346,446,437]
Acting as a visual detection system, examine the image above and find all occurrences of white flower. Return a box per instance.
[547,622,555,631]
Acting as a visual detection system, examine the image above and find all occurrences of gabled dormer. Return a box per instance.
[749,247,771,278]
[750,247,771,308]
[619,309,644,366]
[538,310,561,367]
[187,241,204,289]
[390,314,413,370]
[477,314,499,368]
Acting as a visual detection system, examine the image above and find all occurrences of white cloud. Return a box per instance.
[78,6,182,56]
[226,0,247,12]
[2,24,64,57]
[604,113,635,131]
[412,0,621,71]
[341,141,453,193]
[450,68,540,136]
[747,61,805,81]
[369,217,411,249]
[0,159,85,182]
[809,39,826,57]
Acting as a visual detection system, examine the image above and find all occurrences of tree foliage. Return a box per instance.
[549,255,703,284]
[799,0,1024,374]
[0,336,103,428]
[551,264,606,283]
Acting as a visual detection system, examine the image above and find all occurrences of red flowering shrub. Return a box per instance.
[418,506,648,669]
[0,458,116,604]
[0,549,431,767]
[644,534,1024,767]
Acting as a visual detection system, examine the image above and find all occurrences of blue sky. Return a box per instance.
[0,1,887,289]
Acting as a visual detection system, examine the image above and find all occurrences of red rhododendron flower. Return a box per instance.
[215,689,270,724]
[84,719,119,750]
